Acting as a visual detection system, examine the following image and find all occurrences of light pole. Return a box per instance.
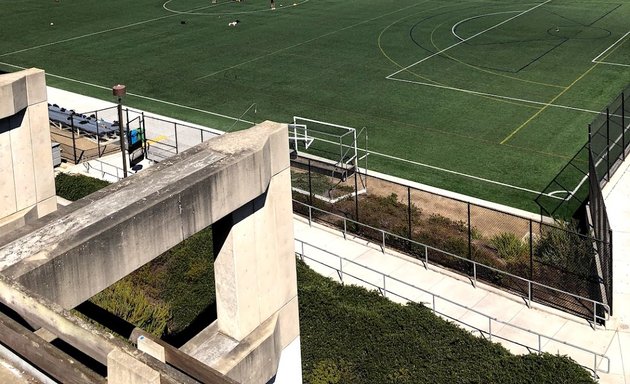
[112,84,128,178]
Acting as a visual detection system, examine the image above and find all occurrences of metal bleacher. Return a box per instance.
[48,103,119,136]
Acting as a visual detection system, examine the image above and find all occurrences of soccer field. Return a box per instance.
[2,0,629,211]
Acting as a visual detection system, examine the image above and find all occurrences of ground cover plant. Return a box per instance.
[8,0,630,211]
[297,260,596,384]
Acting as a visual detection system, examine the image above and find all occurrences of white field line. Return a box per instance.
[387,0,551,78]
[163,0,309,15]
[451,11,520,42]
[0,61,254,125]
[0,2,221,58]
[162,0,229,14]
[305,132,563,198]
[594,61,630,68]
[591,31,630,66]
[387,76,604,115]
[195,1,428,81]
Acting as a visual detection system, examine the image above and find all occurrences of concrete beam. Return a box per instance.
[0,121,289,309]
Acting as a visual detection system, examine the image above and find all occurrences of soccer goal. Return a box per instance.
[288,116,368,202]
[289,116,368,171]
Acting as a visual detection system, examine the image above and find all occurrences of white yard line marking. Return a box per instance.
[387,76,604,115]
[195,1,428,81]
[0,61,254,124]
[387,0,551,78]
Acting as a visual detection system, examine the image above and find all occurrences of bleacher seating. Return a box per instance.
[48,103,119,136]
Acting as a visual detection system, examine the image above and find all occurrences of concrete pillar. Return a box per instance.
[0,68,56,232]
[107,349,160,384]
[213,168,297,342]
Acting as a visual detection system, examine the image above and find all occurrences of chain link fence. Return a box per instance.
[291,160,610,322]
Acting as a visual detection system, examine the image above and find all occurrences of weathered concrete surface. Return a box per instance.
[0,119,299,383]
[0,121,289,309]
[0,68,55,232]
[107,349,160,384]
[214,168,297,341]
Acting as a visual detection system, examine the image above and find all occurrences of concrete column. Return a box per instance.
[0,68,55,232]
[213,168,297,342]
[107,349,160,384]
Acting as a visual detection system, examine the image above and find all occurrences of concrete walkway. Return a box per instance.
[293,215,629,383]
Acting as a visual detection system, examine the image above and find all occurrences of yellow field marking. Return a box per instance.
[500,37,627,144]
[146,135,167,144]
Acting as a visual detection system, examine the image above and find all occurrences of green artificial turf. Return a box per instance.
[5,0,629,211]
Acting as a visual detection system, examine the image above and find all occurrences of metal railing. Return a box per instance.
[82,159,125,181]
[294,238,610,377]
[294,200,610,325]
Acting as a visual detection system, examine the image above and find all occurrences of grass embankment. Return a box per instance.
[56,173,595,383]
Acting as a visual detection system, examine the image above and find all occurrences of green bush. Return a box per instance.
[491,232,529,263]
[297,260,595,384]
[307,359,360,384]
[535,222,595,278]
[91,279,170,337]
[55,173,110,201]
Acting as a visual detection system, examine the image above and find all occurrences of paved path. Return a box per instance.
[293,215,629,383]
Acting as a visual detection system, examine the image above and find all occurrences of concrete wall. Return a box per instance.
[0,69,56,233]
[0,120,299,383]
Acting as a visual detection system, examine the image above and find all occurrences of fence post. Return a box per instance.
[141,112,147,159]
[606,108,610,181]
[381,231,385,253]
[95,110,101,158]
[622,92,626,160]
[174,123,179,154]
[609,229,613,315]
[382,275,387,297]
[354,167,359,224]
[467,203,472,261]
[308,159,313,206]
[70,114,77,164]
[488,318,492,341]
[529,219,534,297]
[407,187,412,245]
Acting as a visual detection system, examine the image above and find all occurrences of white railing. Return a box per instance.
[82,159,125,181]
[295,239,610,378]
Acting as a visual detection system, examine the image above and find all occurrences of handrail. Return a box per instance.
[83,159,124,181]
[293,200,611,325]
[294,238,610,377]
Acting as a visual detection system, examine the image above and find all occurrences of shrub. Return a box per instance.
[307,359,360,384]
[55,173,110,201]
[491,232,529,263]
[297,260,595,384]
[535,222,595,278]
[91,279,170,337]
